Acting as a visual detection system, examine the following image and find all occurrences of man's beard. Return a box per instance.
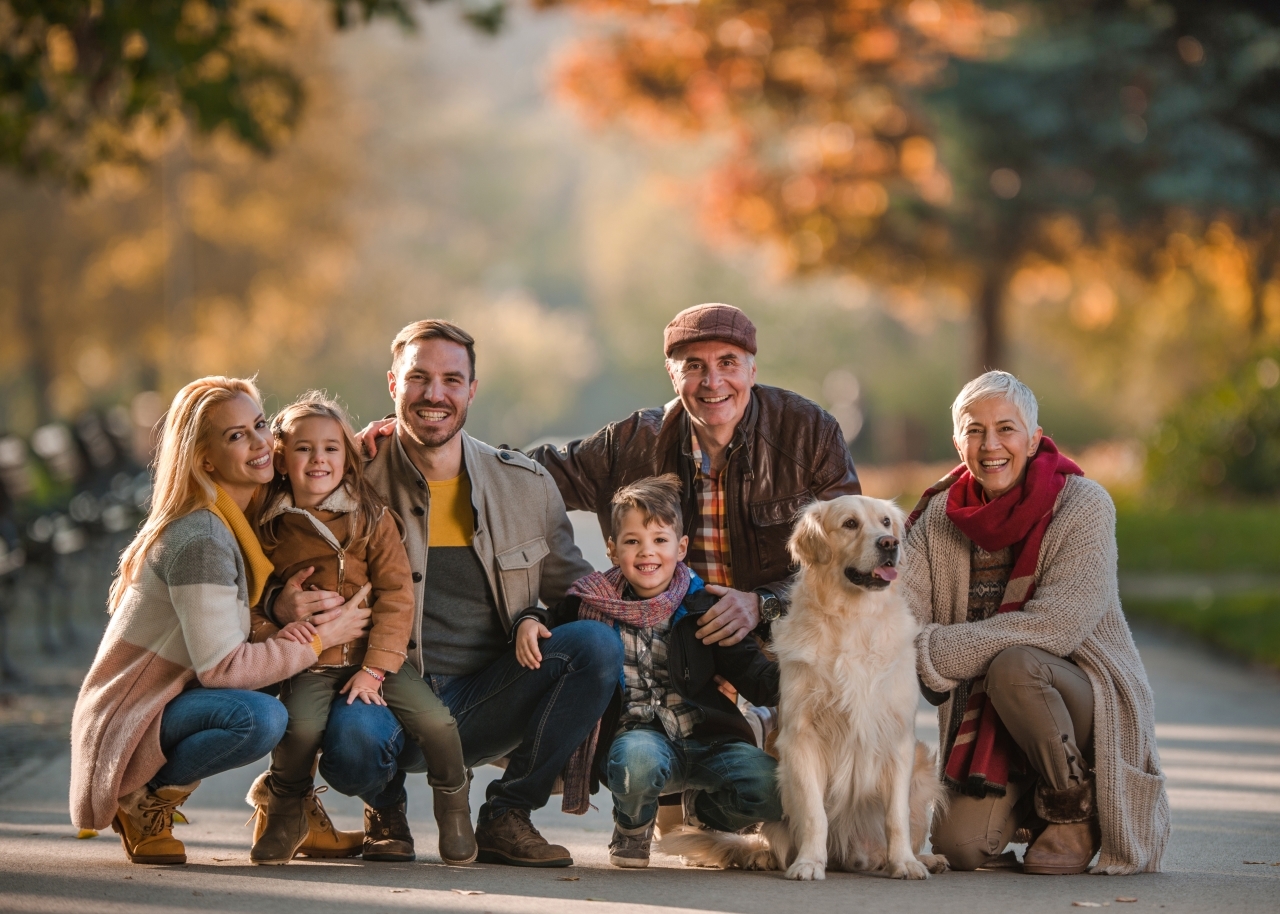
[398,399,469,449]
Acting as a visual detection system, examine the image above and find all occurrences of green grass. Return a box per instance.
[1123,594,1280,669]
[1115,503,1280,573]
[1115,502,1280,667]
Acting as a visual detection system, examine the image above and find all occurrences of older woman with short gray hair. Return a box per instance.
[902,371,1169,875]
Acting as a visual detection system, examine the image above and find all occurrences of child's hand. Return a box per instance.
[277,620,317,646]
[515,617,551,670]
[340,669,387,706]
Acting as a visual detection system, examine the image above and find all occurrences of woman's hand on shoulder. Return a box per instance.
[357,418,397,458]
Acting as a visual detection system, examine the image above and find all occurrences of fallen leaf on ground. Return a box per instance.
[192,891,203,896]
[1243,860,1267,864]
[558,877,580,881]
[76,829,98,839]
[211,857,234,862]
[452,889,485,896]
[391,889,409,893]
[1116,899,1138,904]
[585,898,606,902]
[123,877,132,880]
[1072,903,1102,908]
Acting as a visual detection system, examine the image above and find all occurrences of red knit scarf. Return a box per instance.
[907,437,1082,796]
[567,563,692,629]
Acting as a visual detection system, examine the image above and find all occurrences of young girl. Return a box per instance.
[248,392,474,866]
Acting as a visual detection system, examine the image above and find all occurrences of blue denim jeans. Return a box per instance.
[149,687,288,788]
[605,726,782,831]
[319,620,622,821]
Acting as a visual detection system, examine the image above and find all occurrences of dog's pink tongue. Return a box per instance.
[873,566,899,581]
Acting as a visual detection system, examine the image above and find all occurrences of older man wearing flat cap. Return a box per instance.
[530,303,861,646]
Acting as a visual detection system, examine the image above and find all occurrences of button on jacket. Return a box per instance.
[363,431,594,676]
[529,385,861,611]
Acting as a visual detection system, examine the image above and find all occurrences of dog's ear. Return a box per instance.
[788,503,832,566]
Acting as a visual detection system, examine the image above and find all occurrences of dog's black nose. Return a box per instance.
[877,535,899,551]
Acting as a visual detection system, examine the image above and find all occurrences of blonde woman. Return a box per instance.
[70,377,370,865]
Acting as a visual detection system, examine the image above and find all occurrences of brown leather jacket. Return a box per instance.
[249,486,415,673]
[529,385,861,612]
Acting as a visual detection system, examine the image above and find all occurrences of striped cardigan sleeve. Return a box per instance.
[154,513,315,690]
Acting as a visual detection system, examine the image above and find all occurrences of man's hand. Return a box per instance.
[356,418,397,458]
[340,669,387,706]
[515,617,552,670]
[695,586,760,646]
[310,584,373,650]
[274,566,345,624]
[276,620,317,646]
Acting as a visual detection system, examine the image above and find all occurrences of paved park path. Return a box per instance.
[0,621,1276,914]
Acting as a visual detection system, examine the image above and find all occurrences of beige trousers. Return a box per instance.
[930,645,1094,870]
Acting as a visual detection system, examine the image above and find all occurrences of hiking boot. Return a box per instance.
[363,800,415,862]
[433,780,477,865]
[249,778,309,865]
[474,808,572,867]
[609,819,655,868]
[111,781,199,865]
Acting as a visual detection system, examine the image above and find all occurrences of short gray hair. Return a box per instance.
[951,371,1039,440]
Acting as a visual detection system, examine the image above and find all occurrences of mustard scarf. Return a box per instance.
[207,485,274,608]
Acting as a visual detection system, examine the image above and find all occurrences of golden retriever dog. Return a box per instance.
[661,495,947,880]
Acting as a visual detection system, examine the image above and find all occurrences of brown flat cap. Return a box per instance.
[664,303,757,357]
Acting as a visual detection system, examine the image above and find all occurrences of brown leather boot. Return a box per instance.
[474,808,572,867]
[1023,779,1101,875]
[363,800,415,862]
[433,780,477,865]
[111,781,199,865]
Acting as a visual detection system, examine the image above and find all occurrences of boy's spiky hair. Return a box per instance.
[610,474,683,537]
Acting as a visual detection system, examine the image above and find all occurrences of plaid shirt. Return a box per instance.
[617,611,703,740]
[686,428,731,588]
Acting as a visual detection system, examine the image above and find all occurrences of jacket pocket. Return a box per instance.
[749,491,813,570]
[495,536,550,620]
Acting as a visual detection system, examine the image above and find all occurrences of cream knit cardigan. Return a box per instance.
[902,475,1170,874]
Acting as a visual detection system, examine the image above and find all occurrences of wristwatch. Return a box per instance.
[756,589,784,624]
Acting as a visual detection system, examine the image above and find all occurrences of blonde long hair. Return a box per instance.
[108,377,263,611]
[259,391,384,553]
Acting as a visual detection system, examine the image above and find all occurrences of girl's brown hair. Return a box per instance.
[260,391,384,551]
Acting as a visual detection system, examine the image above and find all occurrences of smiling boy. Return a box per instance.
[515,475,782,867]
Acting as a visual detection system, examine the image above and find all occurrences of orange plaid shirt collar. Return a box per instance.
[686,427,731,588]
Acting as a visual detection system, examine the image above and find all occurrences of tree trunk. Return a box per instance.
[976,263,1005,373]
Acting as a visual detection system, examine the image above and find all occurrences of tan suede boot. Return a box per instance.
[111,781,199,865]
[433,781,477,865]
[248,775,309,865]
[247,773,363,860]
[1023,779,1101,875]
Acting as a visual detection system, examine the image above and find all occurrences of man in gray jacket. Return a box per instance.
[271,320,621,867]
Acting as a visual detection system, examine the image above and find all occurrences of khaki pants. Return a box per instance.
[931,645,1094,870]
[272,663,467,798]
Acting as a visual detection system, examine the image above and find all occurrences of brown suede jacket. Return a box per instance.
[249,486,414,673]
[529,384,861,612]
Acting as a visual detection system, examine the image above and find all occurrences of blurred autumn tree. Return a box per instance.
[0,0,357,429]
[0,0,505,188]
[539,0,1280,387]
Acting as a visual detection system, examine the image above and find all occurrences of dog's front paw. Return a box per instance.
[886,857,930,880]
[785,858,827,881]
[918,853,949,874]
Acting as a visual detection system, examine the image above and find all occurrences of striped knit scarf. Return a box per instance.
[567,563,692,629]
[906,437,1082,797]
